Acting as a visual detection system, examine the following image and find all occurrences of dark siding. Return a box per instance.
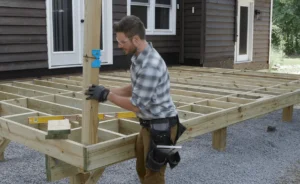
[112,0,180,66]
[204,0,235,68]
[253,0,270,63]
[0,0,48,72]
[183,0,202,62]
[113,0,127,56]
[233,0,271,70]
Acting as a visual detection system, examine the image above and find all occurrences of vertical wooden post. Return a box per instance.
[212,127,227,151]
[0,137,10,161]
[70,0,104,183]
[282,105,294,122]
[81,0,102,145]
[0,152,4,161]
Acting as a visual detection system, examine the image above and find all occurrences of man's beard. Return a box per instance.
[124,47,137,56]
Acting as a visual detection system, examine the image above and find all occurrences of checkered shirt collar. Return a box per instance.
[131,42,152,65]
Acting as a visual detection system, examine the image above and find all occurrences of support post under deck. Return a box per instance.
[212,127,227,151]
[282,105,294,122]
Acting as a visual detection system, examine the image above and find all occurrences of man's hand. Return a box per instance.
[85,85,110,102]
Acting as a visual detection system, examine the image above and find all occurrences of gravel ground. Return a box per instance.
[1,108,300,184]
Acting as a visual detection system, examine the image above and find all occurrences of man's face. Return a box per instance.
[116,32,137,55]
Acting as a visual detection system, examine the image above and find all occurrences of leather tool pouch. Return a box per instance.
[146,116,186,171]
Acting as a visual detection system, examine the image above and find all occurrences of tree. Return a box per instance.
[272,0,300,55]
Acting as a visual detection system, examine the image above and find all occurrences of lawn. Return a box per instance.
[268,49,300,74]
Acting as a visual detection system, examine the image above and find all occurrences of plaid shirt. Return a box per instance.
[130,43,177,120]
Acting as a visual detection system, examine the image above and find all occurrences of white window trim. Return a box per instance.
[46,0,81,69]
[81,0,113,65]
[234,0,255,64]
[101,0,113,65]
[46,0,113,69]
[269,0,273,65]
[127,0,177,35]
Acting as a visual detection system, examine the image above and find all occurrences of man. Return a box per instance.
[85,15,186,184]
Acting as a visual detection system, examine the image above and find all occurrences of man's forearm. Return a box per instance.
[110,84,132,97]
[107,92,140,113]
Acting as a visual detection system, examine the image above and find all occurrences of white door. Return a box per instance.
[235,0,254,63]
[47,0,113,69]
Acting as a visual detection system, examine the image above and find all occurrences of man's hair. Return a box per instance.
[113,15,145,40]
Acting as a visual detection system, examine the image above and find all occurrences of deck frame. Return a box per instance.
[0,66,300,182]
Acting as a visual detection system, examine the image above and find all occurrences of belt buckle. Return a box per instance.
[140,119,150,127]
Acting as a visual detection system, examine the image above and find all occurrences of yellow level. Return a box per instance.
[28,112,137,124]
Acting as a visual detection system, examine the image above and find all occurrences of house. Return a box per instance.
[0,0,272,78]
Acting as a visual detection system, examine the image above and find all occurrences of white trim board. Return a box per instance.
[268,0,274,66]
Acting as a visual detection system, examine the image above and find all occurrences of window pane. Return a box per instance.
[131,6,147,28]
[52,0,73,52]
[239,6,248,55]
[156,0,171,5]
[155,7,169,29]
[132,0,149,3]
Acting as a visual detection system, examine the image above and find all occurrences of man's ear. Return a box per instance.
[132,35,140,47]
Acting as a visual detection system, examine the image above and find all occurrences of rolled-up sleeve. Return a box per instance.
[130,66,161,110]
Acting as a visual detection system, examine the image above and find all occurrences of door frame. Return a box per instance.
[234,0,254,63]
[46,0,113,69]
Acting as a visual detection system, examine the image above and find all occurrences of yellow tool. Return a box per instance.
[28,111,137,124]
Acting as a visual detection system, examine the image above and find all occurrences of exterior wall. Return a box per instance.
[234,0,271,70]
[0,0,271,73]
[0,0,180,72]
[253,0,271,63]
[203,0,235,68]
[0,0,48,72]
[182,0,202,63]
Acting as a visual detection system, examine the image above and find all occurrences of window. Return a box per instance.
[239,6,248,55]
[127,0,176,35]
[52,0,74,52]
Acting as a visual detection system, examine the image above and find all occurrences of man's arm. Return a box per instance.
[110,84,132,97]
[107,92,140,113]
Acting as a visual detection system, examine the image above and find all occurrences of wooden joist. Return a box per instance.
[0,117,85,168]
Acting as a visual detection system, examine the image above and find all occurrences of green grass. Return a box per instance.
[270,49,285,66]
[270,48,300,66]
[267,48,300,74]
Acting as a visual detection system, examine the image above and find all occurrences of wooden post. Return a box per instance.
[0,152,4,161]
[81,0,102,145]
[212,127,227,151]
[0,137,10,161]
[70,0,104,183]
[282,105,294,122]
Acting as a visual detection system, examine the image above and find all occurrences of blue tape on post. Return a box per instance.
[91,49,102,68]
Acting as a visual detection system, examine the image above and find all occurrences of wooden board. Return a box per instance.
[47,119,71,136]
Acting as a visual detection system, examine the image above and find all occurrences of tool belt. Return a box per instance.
[139,115,186,171]
[139,116,178,128]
